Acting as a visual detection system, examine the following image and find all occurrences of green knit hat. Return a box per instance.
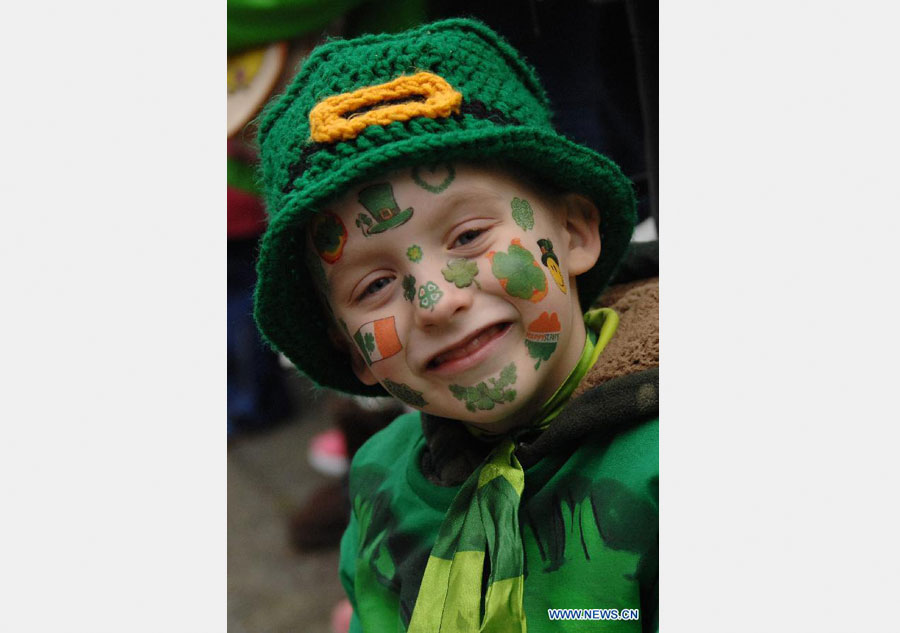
[254,18,637,396]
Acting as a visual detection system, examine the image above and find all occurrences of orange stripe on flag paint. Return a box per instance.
[373,317,402,360]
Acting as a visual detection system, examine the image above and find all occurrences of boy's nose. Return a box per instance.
[414,276,473,328]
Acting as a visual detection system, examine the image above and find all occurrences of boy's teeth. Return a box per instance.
[433,324,502,367]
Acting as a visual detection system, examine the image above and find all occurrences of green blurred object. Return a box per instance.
[227,0,427,53]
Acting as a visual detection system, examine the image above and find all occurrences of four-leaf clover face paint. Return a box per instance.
[309,164,598,431]
[417,281,444,311]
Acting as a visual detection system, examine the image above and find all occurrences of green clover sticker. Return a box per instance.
[411,163,456,194]
[382,379,428,407]
[402,274,416,302]
[418,281,443,311]
[406,245,423,263]
[363,332,376,354]
[488,238,548,302]
[511,197,535,231]
[441,258,481,288]
[355,213,373,237]
[449,363,518,412]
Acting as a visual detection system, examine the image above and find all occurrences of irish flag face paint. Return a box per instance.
[354,316,403,365]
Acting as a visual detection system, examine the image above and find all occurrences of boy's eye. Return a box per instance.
[454,228,485,247]
[358,276,393,300]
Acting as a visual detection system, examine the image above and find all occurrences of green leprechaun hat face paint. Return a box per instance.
[253,18,636,395]
[356,182,414,234]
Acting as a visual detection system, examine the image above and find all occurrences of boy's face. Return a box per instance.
[309,163,602,431]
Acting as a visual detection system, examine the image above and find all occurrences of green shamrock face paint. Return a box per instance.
[406,244,423,262]
[418,281,443,311]
[487,238,548,303]
[355,213,373,237]
[449,363,517,412]
[441,258,481,289]
[510,197,535,231]
[383,379,428,407]
[402,274,417,302]
[411,163,455,194]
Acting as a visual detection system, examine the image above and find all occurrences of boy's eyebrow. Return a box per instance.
[434,188,504,214]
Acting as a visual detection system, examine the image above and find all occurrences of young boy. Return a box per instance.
[253,18,658,633]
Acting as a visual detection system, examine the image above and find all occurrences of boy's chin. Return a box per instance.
[436,402,534,433]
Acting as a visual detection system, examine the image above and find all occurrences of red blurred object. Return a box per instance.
[308,428,349,477]
[227,186,267,239]
[331,599,353,633]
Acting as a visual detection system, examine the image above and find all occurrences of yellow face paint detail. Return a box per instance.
[546,258,567,294]
[308,72,463,143]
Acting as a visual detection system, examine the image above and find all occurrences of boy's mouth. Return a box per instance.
[426,322,512,372]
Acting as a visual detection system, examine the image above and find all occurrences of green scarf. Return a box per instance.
[407,308,619,632]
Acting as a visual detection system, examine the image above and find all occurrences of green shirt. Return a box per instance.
[340,411,659,632]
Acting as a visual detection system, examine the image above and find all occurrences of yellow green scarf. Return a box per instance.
[407,308,618,632]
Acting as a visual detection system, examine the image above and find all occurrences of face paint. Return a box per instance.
[536,238,567,294]
[411,163,456,194]
[356,182,413,235]
[510,197,535,231]
[310,211,348,263]
[402,274,417,302]
[449,363,517,412]
[354,213,373,237]
[441,258,481,289]
[353,316,402,365]
[382,378,429,407]
[525,311,561,370]
[417,281,444,311]
[487,238,548,303]
[406,244,423,262]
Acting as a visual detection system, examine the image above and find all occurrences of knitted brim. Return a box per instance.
[254,19,636,396]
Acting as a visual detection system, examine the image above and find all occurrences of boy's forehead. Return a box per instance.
[336,165,494,202]
[325,163,546,219]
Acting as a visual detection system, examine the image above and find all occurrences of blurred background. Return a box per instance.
[227,1,657,631]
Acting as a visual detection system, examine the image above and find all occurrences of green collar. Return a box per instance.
[533,307,619,427]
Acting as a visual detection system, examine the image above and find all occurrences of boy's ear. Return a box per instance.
[329,326,380,386]
[561,193,602,276]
